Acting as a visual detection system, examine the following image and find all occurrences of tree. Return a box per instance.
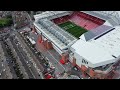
[0,17,13,28]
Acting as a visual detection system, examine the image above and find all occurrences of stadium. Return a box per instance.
[33,11,120,79]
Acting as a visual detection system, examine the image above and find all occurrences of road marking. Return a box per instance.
[47,51,66,70]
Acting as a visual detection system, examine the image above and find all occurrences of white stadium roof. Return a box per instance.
[71,26,120,68]
[90,26,120,58]
[71,39,115,68]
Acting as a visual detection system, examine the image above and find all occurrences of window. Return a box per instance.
[82,59,88,64]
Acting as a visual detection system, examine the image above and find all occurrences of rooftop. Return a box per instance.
[81,25,114,41]
[90,26,120,58]
[71,39,115,68]
[71,25,120,68]
[34,11,77,51]
[34,21,68,50]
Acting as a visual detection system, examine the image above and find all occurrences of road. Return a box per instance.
[35,41,73,77]
[6,38,29,79]
[20,33,48,70]
[0,42,12,79]
[36,43,64,75]
[0,40,17,79]
[9,36,38,79]
[14,32,44,79]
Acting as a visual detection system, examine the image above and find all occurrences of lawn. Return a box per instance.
[58,21,88,38]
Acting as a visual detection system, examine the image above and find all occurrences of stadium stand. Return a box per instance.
[52,15,70,24]
[52,11,105,31]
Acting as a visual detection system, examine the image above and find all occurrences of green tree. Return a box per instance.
[0,17,13,28]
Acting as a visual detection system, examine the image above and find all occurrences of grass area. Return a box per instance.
[0,18,13,28]
[58,21,88,38]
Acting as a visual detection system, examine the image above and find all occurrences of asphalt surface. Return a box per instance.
[35,39,73,77]
[0,40,17,79]
[20,33,48,70]
[0,42,11,79]
[9,36,38,79]
[14,32,44,78]
[6,38,29,79]
[19,32,63,78]
[0,30,43,79]
[33,33,82,78]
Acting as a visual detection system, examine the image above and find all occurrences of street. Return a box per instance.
[14,32,44,78]
[35,39,76,77]
[9,35,41,79]
[0,40,17,79]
